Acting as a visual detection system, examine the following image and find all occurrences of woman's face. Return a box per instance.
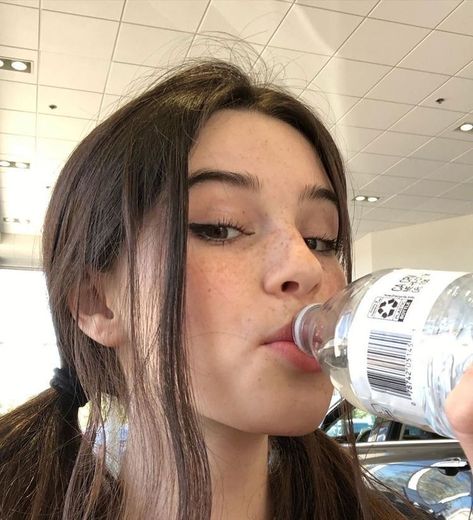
[186,109,346,436]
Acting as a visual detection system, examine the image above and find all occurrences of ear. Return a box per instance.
[68,271,127,348]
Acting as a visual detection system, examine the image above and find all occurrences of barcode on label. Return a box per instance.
[367,330,412,399]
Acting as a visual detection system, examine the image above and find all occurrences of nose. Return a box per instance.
[262,229,323,298]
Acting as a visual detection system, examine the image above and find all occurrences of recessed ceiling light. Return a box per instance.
[354,195,380,202]
[2,217,31,224]
[11,60,27,71]
[14,161,29,169]
[459,123,473,132]
[0,159,30,169]
[0,56,32,73]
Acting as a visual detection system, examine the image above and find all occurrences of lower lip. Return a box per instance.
[263,340,322,373]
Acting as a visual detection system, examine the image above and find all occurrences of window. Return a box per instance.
[325,408,376,441]
[0,268,59,415]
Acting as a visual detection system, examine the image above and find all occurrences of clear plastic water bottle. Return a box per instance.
[292,269,473,438]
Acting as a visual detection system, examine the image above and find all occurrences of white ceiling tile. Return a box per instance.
[187,35,263,63]
[363,131,431,156]
[369,0,461,28]
[106,61,157,96]
[124,0,208,32]
[40,10,118,60]
[410,137,472,161]
[386,157,445,179]
[39,52,109,92]
[0,45,38,85]
[259,47,329,89]
[399,30,473,75]
[347,152,401,174]
[0,109,35,136]
[38,86,102,119]
[337,19,429,66]
[437,0,473,36]
[441,182,473,200]
[0,0,39,6]
[310,57,390,97]
[270,4,362,55]
[457,59,473,79]
[42,0,125,20]
[114,23,191,67]
[201,0,290,46]
[422,76,473,113]
[400,178,457,197]
[37,114,96,141]
[338,98,413,129]
[455,147,473,164]
[380,193,431,210]
[362,205,416,223]
[30,156,64,179]
[363,174,415,195]
[366,68,449,105]
[390,106,464,136]
[0,3,39,49]
[1,185,49,207]
[300,90,360,126]
[0,169,46,190]
[295,0,378,16]
[333,125,382,152]
[0,81,36,112]
[428,162,473,182]
[0,133,35,158]
[348,172,379,189]
[36,137,78,160]
[417,196,473,214]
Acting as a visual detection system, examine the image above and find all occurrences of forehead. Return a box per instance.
[189,109,332,190]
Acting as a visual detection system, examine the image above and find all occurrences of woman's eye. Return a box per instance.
[304,237,338,253]
[189,223,248,243]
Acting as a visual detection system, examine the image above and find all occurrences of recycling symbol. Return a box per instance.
[377,298,398,319]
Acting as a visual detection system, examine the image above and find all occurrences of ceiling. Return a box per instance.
[1,0,473,267]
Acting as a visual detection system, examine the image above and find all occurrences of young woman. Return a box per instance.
[1,59,472,519]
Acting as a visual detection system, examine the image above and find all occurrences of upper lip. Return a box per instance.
[263,321,295,344]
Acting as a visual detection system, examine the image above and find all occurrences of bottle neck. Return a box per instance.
[292,304,324,357]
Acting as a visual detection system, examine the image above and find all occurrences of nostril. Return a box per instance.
[282,281,299,292]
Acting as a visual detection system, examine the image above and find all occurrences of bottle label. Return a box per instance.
[347,269,466,426]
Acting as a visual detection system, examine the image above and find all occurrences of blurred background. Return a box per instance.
[1,0,472,411]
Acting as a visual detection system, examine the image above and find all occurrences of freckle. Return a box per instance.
[207,288,212,293]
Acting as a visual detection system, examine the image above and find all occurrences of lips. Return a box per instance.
[262,321,321,373]
[263,322,294,345]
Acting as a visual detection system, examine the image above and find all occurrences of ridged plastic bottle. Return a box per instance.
[292,269,473,438]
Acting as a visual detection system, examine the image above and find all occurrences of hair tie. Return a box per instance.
[50,366,88,408]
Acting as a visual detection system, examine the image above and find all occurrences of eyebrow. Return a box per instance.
[188,169,262,191]
[188,168,338,207]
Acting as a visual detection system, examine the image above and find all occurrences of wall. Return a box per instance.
[353,214,473,279]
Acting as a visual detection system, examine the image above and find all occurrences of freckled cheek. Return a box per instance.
[186,255,253,329]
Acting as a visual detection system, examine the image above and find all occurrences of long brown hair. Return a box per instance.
[0,59,429,519]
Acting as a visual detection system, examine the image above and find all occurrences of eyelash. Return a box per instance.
[188,218,252,246]
[188,219,340,254]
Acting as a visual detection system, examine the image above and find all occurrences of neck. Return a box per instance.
[203,418,272,520]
